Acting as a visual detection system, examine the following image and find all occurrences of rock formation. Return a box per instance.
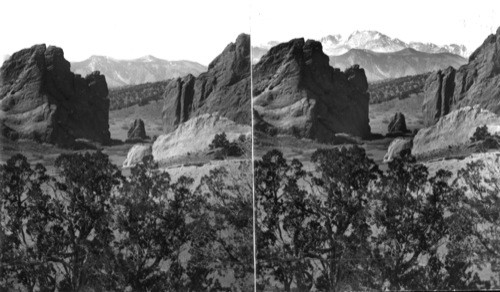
[127,119,148,141]
[383,138,413,163]
[0,44,110,146]
[252,38,371,142]
[422,27,500,126]
[123,144,153,168]
[153,113,251,162]
[387,112,408,134]
[412,106,500,157]
[161,34,250,133]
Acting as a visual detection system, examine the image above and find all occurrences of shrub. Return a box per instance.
[226,142,244,157]
[209,132,230,150]
[471,125,491,142]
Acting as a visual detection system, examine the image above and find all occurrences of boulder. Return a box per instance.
[253,38,370,142]
[0,44,110,146]
[387,112,408,134]
[383,138,413,163]
[412,106,500,157]
[123,144,153,168]
[127,118,148,141]
[422,27,500,126]
[153,113,251,163]
[162,34,250,133]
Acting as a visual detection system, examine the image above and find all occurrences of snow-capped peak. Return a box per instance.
[137,55,157,62]
[320,34,343,44]
[318,30,469,58]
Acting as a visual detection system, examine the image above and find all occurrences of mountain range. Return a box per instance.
[318,30,469,57]
[71,55,206,88]
[252,30,469,81]
[329,48,466,81]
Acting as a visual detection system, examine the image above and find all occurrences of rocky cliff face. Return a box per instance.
[162,34,250,133]
[0,44,110,146]
[413,106,500,157]
[253,38,370,141]
[422,27,500,126]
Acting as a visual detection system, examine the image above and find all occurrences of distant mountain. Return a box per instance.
[252,30,471,64]
[408,42,468,57]
[329,48,467,81]
[71,55,206,88]
[320,31,408,56]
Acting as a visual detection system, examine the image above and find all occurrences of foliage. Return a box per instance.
[1,152,253,291]
[210,132,230,150]
[255,146,499,291]
[471,125,492,142]
[193,162,255,290]
[210,132,246,159]
[108,80,171,110]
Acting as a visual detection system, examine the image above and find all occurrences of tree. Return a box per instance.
[308,146,381,291]
[471,125,491,142]
[209,132,230,150]
[0,154,55,291]
[255,146,381,291]
[255,149,308,291]
[452,160,500,288]
[255,146,495,291]
[193,162,254,291]
[370,152,474,290]
[0,152,123,291]
[49,151,122,291]
[113,155,205,291]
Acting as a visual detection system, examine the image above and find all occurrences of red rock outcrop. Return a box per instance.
[253,38,370,141]
[162,34,250,133]
[423,27,500,126]
[0,44,110,146]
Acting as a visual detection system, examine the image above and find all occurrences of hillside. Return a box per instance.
[368,72,430,104]
[108,80,171,110]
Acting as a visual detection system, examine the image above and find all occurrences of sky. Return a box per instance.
[251,0,499,53]
[2,0,498,65]
[0,0,250,65]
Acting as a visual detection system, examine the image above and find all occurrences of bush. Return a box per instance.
[226,142,244,157]
[209,133,245,159]
[471,125,491,142]
[209,132,230,150]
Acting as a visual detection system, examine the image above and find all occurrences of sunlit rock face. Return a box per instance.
[253,38,371,142]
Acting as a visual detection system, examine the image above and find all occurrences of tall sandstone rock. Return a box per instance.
[423,27,500,126]
[0,44,110,146]
[162,34,250,133]
[252,38,370,141]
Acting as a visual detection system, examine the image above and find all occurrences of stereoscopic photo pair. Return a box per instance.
[1,0,500,291]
